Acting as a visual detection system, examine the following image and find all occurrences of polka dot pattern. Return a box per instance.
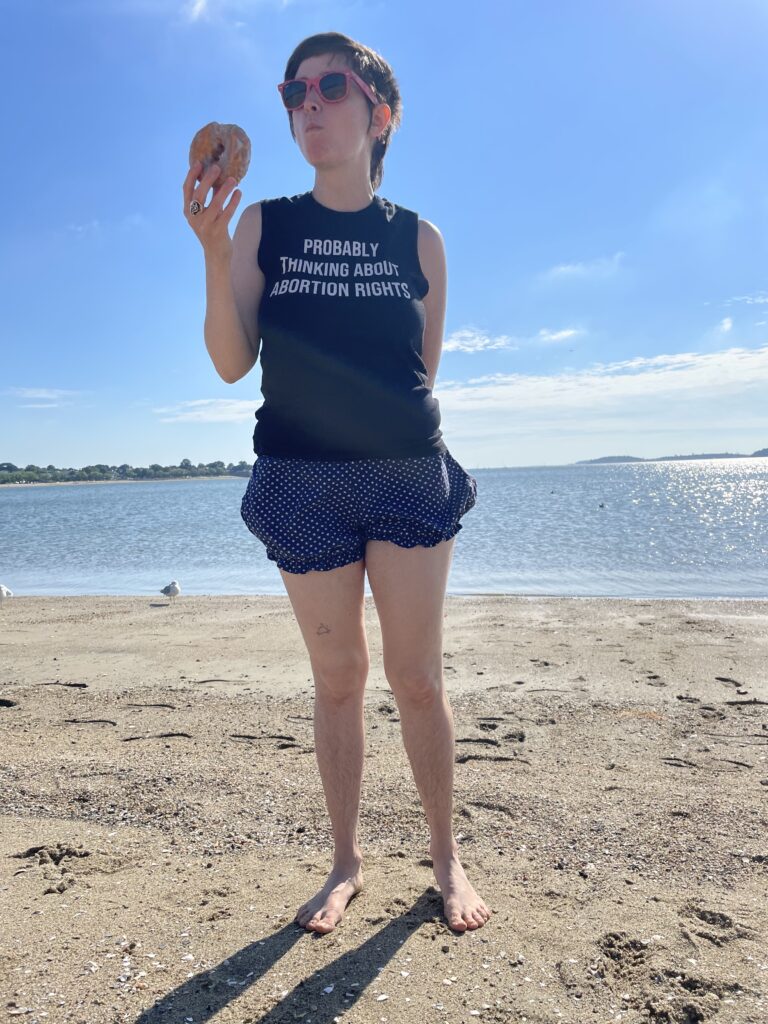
[240,449,478,574]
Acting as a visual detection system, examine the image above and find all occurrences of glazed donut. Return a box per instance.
[189,122,251,186]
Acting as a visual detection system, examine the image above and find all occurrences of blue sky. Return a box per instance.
[3,0,768,470]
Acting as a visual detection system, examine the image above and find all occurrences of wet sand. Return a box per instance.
[1,594,766,1023]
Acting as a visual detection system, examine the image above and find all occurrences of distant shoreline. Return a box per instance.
[3,453,766,488]
[0,475,248,489]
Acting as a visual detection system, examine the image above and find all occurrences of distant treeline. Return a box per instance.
[576,448,768,464]
[0,459,253,485]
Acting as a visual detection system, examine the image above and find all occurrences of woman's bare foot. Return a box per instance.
[430,845,491,932]
[294,858,364,933]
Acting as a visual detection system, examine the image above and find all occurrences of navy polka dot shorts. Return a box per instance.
[240,449,478,574]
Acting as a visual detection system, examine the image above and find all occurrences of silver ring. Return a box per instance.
[189,199,202,216]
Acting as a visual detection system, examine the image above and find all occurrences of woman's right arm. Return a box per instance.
[205,202,265,384]
[183,162,265,385]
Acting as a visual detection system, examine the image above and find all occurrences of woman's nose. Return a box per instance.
[303,83,322,111]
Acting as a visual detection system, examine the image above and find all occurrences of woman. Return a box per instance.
[183,31,488,934]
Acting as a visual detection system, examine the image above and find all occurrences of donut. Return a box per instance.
[189,122,251,187]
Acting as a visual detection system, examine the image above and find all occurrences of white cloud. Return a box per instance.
[443,325,584,352]
[180,0,301,21]
[539,251,624,281]
[720,317,733,332]
[67,0,297,25]
[443,328,518,353]
[536,327,583,344]
[435,345,768,416]
[185,0,209,18]
[153,398,256,423]
[63,213,149,238]
[725,290,768,306]
[151,347,768,441]
[6,387,83,407]
[66,219,101,237]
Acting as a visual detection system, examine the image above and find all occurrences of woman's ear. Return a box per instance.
[372,102,392,139]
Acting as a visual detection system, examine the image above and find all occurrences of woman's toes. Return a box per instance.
[310,912,337,931]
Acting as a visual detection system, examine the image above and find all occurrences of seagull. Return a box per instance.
[160,580,181,603]
[0,584,12,604]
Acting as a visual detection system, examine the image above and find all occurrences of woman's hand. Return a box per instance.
[183,160,242,260]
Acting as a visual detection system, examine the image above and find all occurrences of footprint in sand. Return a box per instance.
[456,752,521,764]
[698,704,726,720]
[596,930,650,976]
[11,842,92,895]
[64,718,117,726]
[126,702,177,709]
[716,676,754,699]
[644,672,666,687]
[122,731,193,742]
[503,728,525,742]
[682,901,759,944]
[456,733,501,748]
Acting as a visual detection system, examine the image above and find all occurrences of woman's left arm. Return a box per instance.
[417,218,447,391]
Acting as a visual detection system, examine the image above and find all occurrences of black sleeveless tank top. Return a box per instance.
[251,190,448,460]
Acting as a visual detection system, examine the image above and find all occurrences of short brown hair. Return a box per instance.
[283,32,402,192]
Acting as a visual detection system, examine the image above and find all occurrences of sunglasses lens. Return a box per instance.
[282,80,307,109]
[319,72,348,101]
[282,72,352,109]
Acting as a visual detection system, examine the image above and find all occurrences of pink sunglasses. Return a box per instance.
[278,70,379,111]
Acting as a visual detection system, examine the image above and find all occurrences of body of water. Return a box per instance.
[1,458,766,597]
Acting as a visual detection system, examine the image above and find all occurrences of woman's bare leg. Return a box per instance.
[364,537,492,932]
[279,557,369,933]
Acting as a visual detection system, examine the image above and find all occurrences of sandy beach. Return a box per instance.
[1,594,766,1023]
